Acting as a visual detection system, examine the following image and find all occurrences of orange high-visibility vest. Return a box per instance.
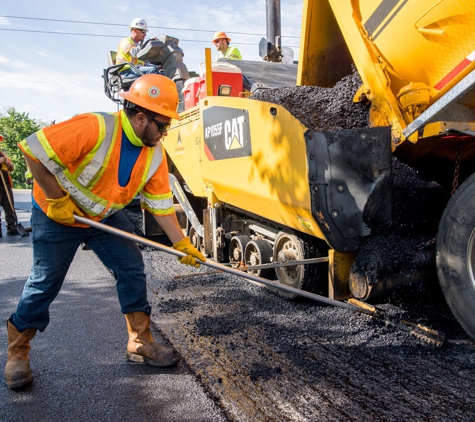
[19,111,174,227]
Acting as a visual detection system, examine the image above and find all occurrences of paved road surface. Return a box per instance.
[0,191,226,422]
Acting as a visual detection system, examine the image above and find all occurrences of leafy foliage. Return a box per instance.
[0,107,44,187]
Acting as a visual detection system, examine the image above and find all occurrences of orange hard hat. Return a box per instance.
[212,31,231,43]
[119,74,180,119]
[0,134,4,142]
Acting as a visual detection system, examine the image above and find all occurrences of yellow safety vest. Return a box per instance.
[116,37,145,70]
[216,46,242,61]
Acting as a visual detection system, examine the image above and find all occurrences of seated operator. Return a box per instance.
[116,18,162,78]
[212,31,242,61]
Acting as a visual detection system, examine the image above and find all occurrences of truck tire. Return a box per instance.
[437,172,475,341]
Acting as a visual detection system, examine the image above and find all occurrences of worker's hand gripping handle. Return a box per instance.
[173,237,206,268]
[46,189,84,224]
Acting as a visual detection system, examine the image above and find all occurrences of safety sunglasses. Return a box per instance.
[139,109,171,133]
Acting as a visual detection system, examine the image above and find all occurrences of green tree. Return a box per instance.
[0,107,42,188]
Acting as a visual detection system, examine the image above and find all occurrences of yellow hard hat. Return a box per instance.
[119,74,180,119]
[212,31,231,43]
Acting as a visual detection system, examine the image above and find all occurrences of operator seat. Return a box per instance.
[103,51,143,105]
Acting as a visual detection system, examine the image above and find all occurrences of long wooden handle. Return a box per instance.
[74,215,366,313]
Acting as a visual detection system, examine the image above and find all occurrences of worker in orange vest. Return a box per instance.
[4,74,205,390]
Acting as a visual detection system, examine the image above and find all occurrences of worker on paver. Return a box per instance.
[4,74,206,390]
[213,31,242,61]
[0,134,19,236]
[116,18,161,78]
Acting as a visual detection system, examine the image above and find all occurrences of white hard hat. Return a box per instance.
[129,18,148,32]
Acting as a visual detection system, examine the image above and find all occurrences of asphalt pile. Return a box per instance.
[392,157,441,189]
[350,156,447,291]
[249,67,369,131]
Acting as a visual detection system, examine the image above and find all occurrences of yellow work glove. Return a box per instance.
[173,237,206,268]
[1,164,7,171]
[46,190,84,225]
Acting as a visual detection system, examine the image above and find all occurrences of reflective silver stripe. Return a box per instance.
[139,146,171,213]
[76,113,117,187]
[140,194,174,214]
[57,173,108,217]
[25,132,64,175]
[145,143,164,182]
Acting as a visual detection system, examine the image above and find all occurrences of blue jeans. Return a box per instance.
[11,209,151,332]
[120,65,163,79]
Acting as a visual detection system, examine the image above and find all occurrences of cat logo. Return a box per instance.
[226,116,245,150]
[203,107,251,161]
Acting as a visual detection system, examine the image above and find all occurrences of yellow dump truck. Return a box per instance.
[104,1,475,341]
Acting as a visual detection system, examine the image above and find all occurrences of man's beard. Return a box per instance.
[141,124,161,147]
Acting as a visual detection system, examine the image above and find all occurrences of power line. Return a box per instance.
[0,27,300,48]
[0,14,300,39]
[1,28,122,38]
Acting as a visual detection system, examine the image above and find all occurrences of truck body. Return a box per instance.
[105,1,475,341]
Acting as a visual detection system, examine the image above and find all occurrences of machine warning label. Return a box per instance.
[203,107,251,161]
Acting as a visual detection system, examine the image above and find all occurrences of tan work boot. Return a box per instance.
[124,312,179,367]
[4,320,37,389]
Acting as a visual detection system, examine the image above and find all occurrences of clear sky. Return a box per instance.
[0,0,302,124]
